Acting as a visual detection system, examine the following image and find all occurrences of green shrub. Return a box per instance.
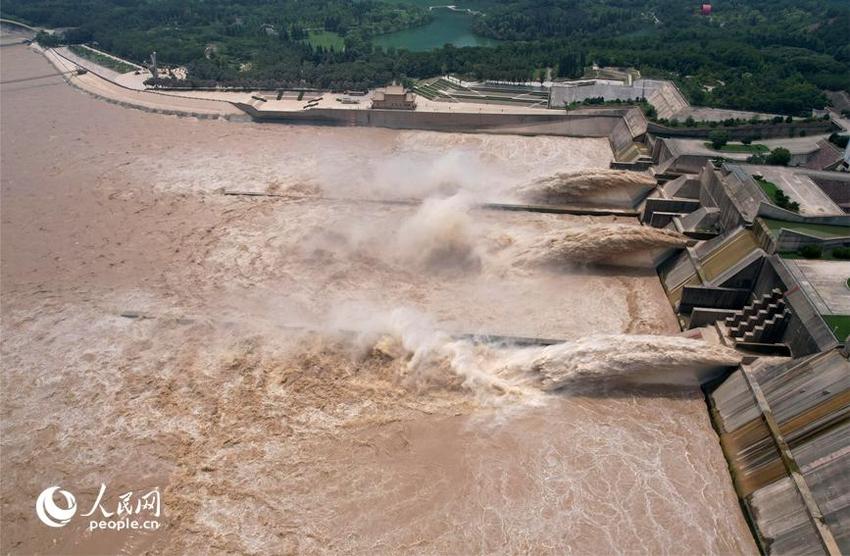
[709,129,729,149]
[800,245,823,259]
[35,31,62,47]
[766,147,791,166]
[832,247,850,260]
[829,133,849,149]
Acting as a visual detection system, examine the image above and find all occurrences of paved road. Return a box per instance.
[44,47,245,118]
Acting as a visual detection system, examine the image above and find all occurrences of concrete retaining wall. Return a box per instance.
[669,154,715,174]
[755,257,838,357]
[713,253,764,290]
[772,230,850,252]
[700,167,748,230]
[690,307,737,328]
[608,117,636,159]
[549,80,650,105]
[757,203,850,226]
[813,177,850,206]
[235,102,637,139]
[648,120,837,140]
[679,286,751,313]
[549,79,686,121]
[642,198,700,225]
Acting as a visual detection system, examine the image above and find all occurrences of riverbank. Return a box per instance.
[41,46,246,119]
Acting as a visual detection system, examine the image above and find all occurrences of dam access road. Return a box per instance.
[1,37,757,555]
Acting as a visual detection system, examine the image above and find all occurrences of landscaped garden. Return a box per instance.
[704,142,769,154]
[69,44,137,74]
[822,314,850,342]
[755,178,800,212]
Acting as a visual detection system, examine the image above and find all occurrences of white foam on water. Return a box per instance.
[515,223,690,266]
[517,169,656,204]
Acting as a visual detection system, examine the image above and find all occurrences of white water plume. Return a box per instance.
[517,223,689,265]
[517,169,656,204]
[392,195,482,272]
[493,335,743,390]
[330,308,742,400]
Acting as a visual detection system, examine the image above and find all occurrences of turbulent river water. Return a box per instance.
[0,42,756,554]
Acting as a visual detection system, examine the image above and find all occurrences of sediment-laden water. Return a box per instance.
[517,168,657,205]
[516,223,690,266]
[0,43,756,555]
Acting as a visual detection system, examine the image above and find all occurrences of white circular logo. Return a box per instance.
[36,486,77,528]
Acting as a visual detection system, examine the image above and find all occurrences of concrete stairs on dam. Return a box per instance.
[724,289,791,345]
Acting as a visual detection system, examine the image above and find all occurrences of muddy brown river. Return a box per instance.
[0,43,756,554]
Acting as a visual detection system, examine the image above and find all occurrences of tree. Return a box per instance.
[709,130,729,150]
[829,133,849,149]
[35,31,61,47]
[766,147,791,166]
[800,245,822,259]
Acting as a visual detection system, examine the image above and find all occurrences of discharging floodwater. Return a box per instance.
[0,42,756,555]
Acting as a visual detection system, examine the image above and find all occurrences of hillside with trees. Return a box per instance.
[3,0,848,115]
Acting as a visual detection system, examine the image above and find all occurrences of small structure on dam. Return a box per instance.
[371,83,417,110]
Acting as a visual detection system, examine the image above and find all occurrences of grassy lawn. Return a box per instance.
[822,315,850,342]
[704,142,769,153]
[306,30,345,51]
[755,177,780,199]
[780,250,849,261]
[761,218,850,239]
[69,45,137,74]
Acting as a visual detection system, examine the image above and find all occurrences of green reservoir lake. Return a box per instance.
[373,2,499,51]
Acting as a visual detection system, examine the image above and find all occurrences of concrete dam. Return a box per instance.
[233,102,647,160]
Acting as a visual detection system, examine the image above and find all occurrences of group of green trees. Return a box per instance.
[756,176,799,212]
[4,0,849,115]
[749,147,792,166]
